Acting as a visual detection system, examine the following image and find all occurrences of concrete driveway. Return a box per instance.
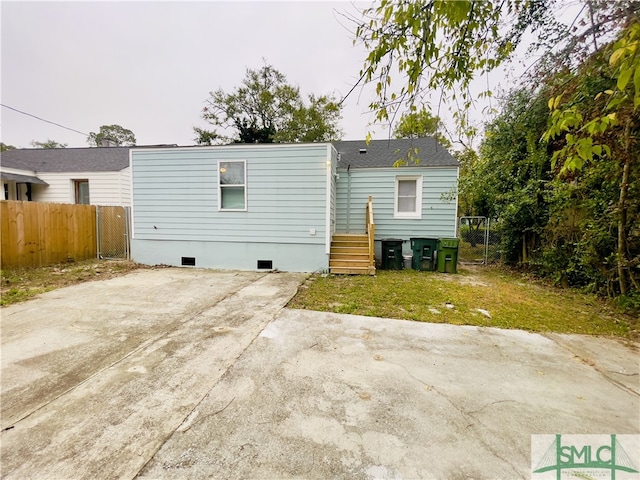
[1,268,638,479]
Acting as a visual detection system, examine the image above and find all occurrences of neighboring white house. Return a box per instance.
[129,138,460,273]
[1,147,132,205]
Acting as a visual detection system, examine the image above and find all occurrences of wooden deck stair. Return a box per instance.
[329,233,376,275]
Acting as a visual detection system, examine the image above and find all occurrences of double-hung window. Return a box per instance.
[218,160,246,211]
[394,175,422,219]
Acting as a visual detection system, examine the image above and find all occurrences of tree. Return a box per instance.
[196,63,342,144]
[351,0,638,135]
[87,125,136,146]
[193,127,218,146]
[0,142,15,152]
[454,21,639,300]
[543,20,640,295]
[393,108,451,148]
[460,88,553,263]
[454,147,481,217]
[30,139,67,148]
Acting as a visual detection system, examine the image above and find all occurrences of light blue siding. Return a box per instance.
[131,144,334,272]
[336,166,458,256]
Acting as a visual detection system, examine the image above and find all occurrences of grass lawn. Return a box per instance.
[288,266,638,339]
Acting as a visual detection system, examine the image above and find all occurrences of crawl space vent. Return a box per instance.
[181,257,196,266]
[257,260,273,270]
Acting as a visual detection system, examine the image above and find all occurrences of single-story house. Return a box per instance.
[130,138,459,274]
[1,147,133,205]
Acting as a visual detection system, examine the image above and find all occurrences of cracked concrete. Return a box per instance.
[139,309,639,480]
[543,332,640,396]
[1,269,306,479]
[1,269,638,479]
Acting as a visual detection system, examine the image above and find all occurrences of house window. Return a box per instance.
[394,176,423,219]
[218,161,246,211]
[74,180,90,205]
[4,183,9,200]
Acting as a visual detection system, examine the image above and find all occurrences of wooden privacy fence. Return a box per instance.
[1,201,97,268]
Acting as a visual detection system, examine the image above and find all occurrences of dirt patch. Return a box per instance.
[1,259,143,306]
[439,264,492,287]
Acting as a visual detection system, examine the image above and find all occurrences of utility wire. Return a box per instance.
[1,103,89,136]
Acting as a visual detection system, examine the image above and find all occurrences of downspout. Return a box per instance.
[347,164,351,233]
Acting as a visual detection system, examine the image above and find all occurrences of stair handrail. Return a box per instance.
[365,195,375,269]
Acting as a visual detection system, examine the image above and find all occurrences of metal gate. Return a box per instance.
[97,206,130,260]
[458,216,500,264]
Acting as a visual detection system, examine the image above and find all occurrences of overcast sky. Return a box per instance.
[2,1,583,150]
[1,1,390,148]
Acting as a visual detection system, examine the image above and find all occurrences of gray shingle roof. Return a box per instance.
[1,140,458,174]
[334,137,458,169]
[0,147,131,172]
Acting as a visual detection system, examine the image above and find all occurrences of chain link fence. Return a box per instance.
[458,216,501,265]
[97,206,130,260]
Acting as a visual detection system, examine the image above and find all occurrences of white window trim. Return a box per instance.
[394,175,423,219]
[217,160,247,212]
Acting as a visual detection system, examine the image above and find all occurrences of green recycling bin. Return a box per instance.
[381,239,404,270]
[437,238,460,273]
[410,237,438,271]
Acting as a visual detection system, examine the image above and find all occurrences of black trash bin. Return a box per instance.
[381,239,404,270]
[410,237,438,271]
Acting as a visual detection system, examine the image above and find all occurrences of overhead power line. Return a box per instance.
[1,103,89,137]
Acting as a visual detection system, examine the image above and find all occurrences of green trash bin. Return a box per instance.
[381,239,404,270]
[410,237,438,271]
[437,238,460,273]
